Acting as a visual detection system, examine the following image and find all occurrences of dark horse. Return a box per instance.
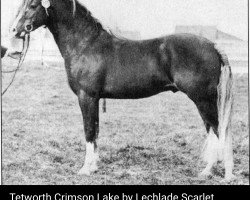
[10,0,234,181]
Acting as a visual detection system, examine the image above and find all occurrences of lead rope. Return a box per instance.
[41,28,49,68]
[2,34,30,96]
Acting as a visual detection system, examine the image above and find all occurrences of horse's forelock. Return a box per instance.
[16,0,26,16]
[15,0,33,16]
[20,0,30,11]
[9,0,29,31]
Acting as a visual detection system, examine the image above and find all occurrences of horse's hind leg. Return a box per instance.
[77,90,99,175]
[195,98,221,178]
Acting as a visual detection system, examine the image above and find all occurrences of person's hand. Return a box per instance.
[7,51,22,60]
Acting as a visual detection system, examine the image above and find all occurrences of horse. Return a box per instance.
[10,0,234,181]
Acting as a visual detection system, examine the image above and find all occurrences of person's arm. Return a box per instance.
[1,45,21,59]
[1,46,8,58]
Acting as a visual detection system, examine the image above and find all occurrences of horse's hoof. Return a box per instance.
[78,167,91,175]
[78,165,98,175]
[221,174,236,183]
[199,170,212,179]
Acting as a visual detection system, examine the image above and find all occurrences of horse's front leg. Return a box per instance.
[77,90,99,175]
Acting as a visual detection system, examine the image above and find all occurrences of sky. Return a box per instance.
[1,0,248,40]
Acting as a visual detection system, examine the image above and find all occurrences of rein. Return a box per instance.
[2,34,30,96]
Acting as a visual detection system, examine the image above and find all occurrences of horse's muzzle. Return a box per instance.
[11,24,33,39]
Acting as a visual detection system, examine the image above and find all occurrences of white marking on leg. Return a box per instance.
[78,142,99,175]
[200,129,221,178]
[199,162,213,178]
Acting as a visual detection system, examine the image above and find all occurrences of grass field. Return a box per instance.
[2,59,249,185]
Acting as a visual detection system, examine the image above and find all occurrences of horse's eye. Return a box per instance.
[30,5,36,9]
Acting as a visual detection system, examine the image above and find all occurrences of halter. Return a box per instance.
[41,0,51,16]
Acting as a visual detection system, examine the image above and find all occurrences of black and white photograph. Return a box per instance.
[1,0,248,185]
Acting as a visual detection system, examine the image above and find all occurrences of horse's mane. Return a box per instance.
[8,0,29,31]
[75,0,129,40]
[16,0,29,17]
[72,0,109,32]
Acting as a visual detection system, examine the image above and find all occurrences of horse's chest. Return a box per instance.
[66,55,104,95]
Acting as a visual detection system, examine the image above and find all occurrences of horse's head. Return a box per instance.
[11,0,50,38]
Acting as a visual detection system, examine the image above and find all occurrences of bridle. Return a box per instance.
[2,34,30,96]
[25,0,51,32]
[25,24,34,32]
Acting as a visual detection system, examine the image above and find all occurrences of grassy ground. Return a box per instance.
[2,59,249,185]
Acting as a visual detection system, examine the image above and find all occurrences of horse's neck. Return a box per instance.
[47,6,108,61]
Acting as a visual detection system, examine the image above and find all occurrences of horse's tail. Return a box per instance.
[216,49,234,166]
